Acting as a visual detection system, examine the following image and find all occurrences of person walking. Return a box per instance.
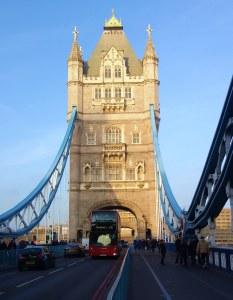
[189,236,198,265]
[175,235,182,264]
[151,239,157,253]
[180,238,188,266]
[196,236,209,269]
[159,239,166,265]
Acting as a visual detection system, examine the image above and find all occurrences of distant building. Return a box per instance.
[215,208,233,245]
[21,225,69,244]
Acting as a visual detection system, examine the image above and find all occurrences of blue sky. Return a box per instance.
[0,1,232,222]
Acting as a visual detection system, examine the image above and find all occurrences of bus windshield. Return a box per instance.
[90,228,117,247]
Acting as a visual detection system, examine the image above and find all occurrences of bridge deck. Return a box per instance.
[128,250,233,300]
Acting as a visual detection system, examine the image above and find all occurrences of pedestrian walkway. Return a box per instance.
[128,250,233,300]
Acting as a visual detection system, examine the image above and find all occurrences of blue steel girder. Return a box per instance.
[0,107,77,237]
[150,105,183,235]
[185,77,233,231]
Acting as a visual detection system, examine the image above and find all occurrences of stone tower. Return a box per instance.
[67,13,160,241]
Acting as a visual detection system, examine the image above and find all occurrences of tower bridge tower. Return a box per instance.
[67,12,160,241]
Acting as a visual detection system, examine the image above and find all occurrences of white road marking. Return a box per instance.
[67,262,77,267]
[16,276,44,288]
[0,292,5,296]
[48,267,63,275]
[141,254,172,300]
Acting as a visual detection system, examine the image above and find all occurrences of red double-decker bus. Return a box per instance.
[89,210,121,257]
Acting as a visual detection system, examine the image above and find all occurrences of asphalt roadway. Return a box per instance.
[0,256,117,300]
[128,250,233,300]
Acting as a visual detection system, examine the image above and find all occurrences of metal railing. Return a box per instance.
[209,246,233,272]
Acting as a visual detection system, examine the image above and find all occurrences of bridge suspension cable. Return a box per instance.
[0,107,77,238]
[150,104,183,236]
[185,77,233,233]
[151,77,233,238]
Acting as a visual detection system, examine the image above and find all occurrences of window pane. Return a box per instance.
[105,66,111,78]
[115,66,121,78]
[87,133,95,145]
[95,88,101,99]
[132,133,140,144]
[105,164,122,181]
[115,88,121,98]
[106,127,121,144]
[126,168,135,180]
[125,87,131,98]
[92,167,102,181]
[105,88,111,99]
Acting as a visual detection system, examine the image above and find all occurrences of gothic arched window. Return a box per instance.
[132,132,140,144]
[115,66,121,78]
[115,87,121,99]
[106,127,121,144]
[105,66,111,78]
[105,88,111,99]
[84,165,91,181]
[95,88,101,99]
[125,87,131,98]
[137,165,144,181]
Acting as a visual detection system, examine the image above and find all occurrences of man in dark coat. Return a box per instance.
[159,239,166,265]
[175,235,181,263]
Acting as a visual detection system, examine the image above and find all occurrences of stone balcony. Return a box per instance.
[102,97,125,112]
[92,97,135,112]
[102,143,126,161]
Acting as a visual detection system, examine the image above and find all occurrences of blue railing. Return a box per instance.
[209,246,233,273]
[0,107,77,237]
[166,243,233,273]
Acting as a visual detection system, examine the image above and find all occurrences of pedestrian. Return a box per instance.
[159,239,166,265]
[146,239,150,251]
[196,236,209,269]
[180,238,188,266]
[151,239,157,252]
[175,235,182,264]
[142,239,146,251]
[189,236,198,265]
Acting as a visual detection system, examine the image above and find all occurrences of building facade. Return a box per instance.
[67,13,160,241]
[215,208,233,245]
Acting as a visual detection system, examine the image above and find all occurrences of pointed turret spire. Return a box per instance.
[68,26,82,62]
[144,24,157,59]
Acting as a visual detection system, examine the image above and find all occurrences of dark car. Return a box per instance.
[64,243,85,258]
[18,246,55,271]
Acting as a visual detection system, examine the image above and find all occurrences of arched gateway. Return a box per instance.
[67,12,161,241]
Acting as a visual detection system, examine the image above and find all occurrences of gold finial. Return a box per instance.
[104,9,123,29]
[72,26,79,42]
[146,24,153,40]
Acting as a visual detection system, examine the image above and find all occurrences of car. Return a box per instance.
[17,246,55,271]
[64,243,85,258]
